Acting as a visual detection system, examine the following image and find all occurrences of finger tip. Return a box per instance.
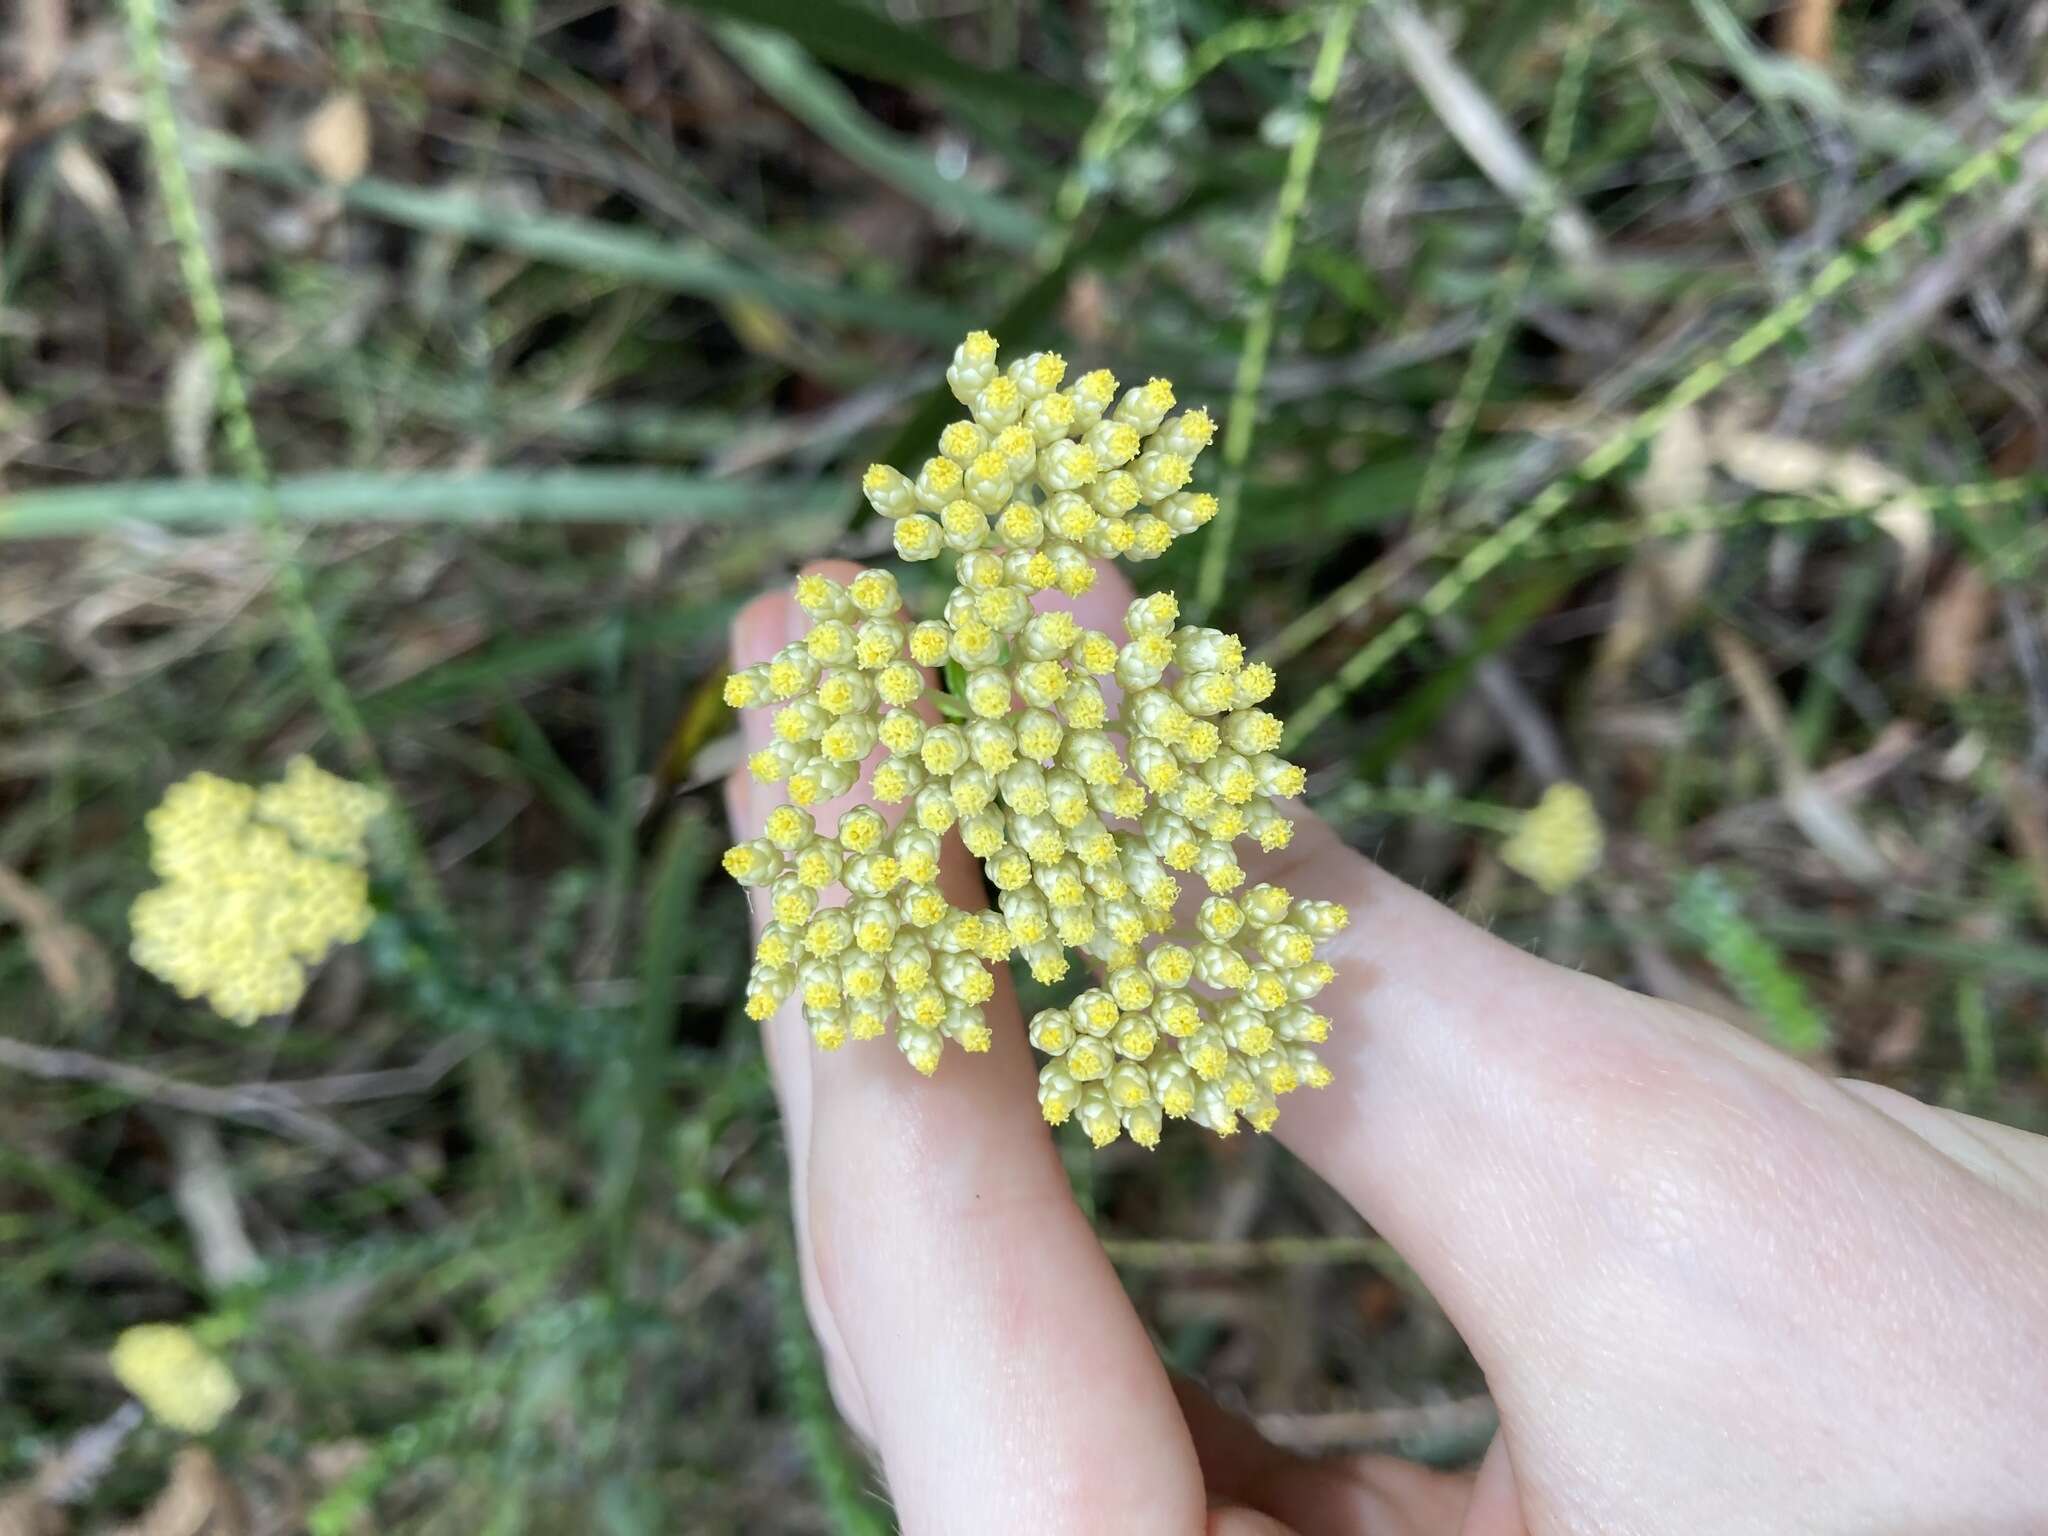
[732,591,799,669]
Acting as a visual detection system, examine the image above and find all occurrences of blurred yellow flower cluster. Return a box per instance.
[1501,781,1604,894]
[726,333,1350,1146]
[130,757,382,1025]
[110,1324,239,1434]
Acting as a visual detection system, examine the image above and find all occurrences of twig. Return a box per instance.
[1256,1394,1497,1455]
[1374,0,1604,271]
[1100,1234,1409,1273]
[0,1032,473,1166]
[1193,0,1362,621]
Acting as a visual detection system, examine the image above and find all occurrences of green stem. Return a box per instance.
[1192,0,1362,621]
[0,470,841,538]
[122,0,442,917]
[1281,94,2048,750]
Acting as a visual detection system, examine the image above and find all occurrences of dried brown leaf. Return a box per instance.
[111,1450,246,1536]
[0,862,112,1019]
[1915,561,1992,698]
[301,92,371,187]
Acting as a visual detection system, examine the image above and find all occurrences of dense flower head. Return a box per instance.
[130,758,382,1025]
[110,1324,240,1434]
[1501,781,1603,895]
[727,332,1347,1145]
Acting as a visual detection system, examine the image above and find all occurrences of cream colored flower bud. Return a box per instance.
[876,709,923,758]
[815,669,874,717]
[960,810,1007,858]
[1043,770,1090,828]
[1043,491,1097,544]
[1151,1055,1197,1117]
[900,883,949,929]
[840,951,886,1001]
[1085,419,1143,468]
[918,724,968,777]
[888,934,933,988]
[1082,516,1138,560]
[1009,350,1067,400]
[1038,1061,1080,1123]
[997,500,1046,548]
[1107,1059,1153,1110]
[1120,846,1179,911]
[928,764,983,817]
[1060,730,1121,788]
[794,572,851,622]
[1069,367,1118,426]
[1158,408,1216,458]
[1046,544,1096,596]
[1126,516,1174,560]
[1160,490,1218,535]
[940,498,991,551]
[1026,392,1075,444]
[818,716,877,764]
[914,455,965,510]
[937,952,994,1005]
[1253,752,1307,797]
[904,789,951,839]
[724,666,771,708]
[722,838,779,887]
[891,826,942,885]
[947,330,1000,401]
[1059,678,1108,730]
[894,513,945,561]
[964,668,1013,718]
[972,376,1023,429]
[851,620,901,670]
[767,645,821,698]
[967,719,1018,773]
[1029,1007,1075,1054]
[1234,662,1278,706]
[847,568,901,616]
[1114,377,1176,433]
[1220,999,1276,1053]
[793,841,845,890]
[899,1025,944,1076]
[975,585,1031,633]
[965,450,1015,511]
[939,419,987,465]
[1293,899,1349,939]
[861,462,918,518]
[1038,439,1099,492]
[1132,450,1192,503]
[869,757,921,802]
[904,621,949,668]
[1087,473,1141,520]
[1194,843,1243,892]
[850,898,899,951]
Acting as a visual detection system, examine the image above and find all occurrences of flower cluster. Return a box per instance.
[130,758,382,1025]
[725,332,1348,1145]
[110,1325,240,1434]
[1500,781,1604,895]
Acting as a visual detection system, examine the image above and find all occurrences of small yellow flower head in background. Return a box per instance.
[110,1324,240,1434]
[1501,782,1604,895]
[728,332,1349,1145]
[130,758,382,1025]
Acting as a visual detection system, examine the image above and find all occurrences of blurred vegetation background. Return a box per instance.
[3,0,2047,1528]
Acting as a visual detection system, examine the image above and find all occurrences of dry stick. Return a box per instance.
[1193,0,1363,622]
[1376,0,1604,271]
[0,1033,397,1178]
[1101,1233,1408,1273]
[1281,95,2048,751]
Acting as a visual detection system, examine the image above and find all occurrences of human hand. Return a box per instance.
[724,558,2048,1536]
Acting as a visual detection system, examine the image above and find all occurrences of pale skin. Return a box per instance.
[726,558,2048,1536]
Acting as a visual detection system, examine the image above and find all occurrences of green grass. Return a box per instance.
[3,0,2046,1528]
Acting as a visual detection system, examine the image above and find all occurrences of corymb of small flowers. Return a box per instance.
[724,331,1349,1148]
[130,757,383,1025]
